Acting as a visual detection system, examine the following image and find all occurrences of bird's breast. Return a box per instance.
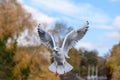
[57,61,63,65]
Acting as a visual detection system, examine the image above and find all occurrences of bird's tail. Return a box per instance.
[48,61,73,74]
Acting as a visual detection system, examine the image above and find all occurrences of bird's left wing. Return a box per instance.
[61,21,89,58]
[38,24,55,50]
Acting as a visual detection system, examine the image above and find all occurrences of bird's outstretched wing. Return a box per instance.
[62,21,89,58]
[38,24,55,50]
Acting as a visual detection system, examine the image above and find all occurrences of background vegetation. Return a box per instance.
[0,0,120,80]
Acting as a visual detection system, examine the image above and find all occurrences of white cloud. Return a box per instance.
[24,5,57,24]
[75,42,95,50]
[16,0,118,54]
[113,16,120,31]
[107,31,120,40]
[17,0,58,46]
[17,0,58,24]
[17,29,41,46]
[17,0,23,3]
[105,16,120,41]
[30,0,79,15]
[28,0,112,30]
[109,0,120,2]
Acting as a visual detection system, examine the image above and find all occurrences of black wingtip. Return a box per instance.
[38,24,41,28]
[38,24,42,31]
[86,21,89,25]
[37,24,41,32]
[37,24,45,34]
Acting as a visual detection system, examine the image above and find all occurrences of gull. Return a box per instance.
[37,21,89,75]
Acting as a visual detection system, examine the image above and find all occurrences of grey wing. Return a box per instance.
[38,24,55,50]
[62,21,89,58]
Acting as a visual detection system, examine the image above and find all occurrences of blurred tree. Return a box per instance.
[0,35,17,80]
[13,45,60,80]
[97,57,106,76]
[106,43,120,80]
[79,49,98,76]
[67,48,81,73]
[50,22,67,42]
[0,0,35,79]
[49,21,73,47]
[0,0,35,39]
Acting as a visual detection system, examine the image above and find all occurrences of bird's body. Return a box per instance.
[53,51,64,65]
[49,47,71,75]
[53,48,65,65]
[37,21,89,75]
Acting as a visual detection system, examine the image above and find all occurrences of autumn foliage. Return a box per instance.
[0,0,120,80]
[13,46,59,80]
[0,0,59,80]
[0,0,35,39]
[106,43,120,80]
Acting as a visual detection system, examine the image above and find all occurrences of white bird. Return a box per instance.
[37,21,89,75]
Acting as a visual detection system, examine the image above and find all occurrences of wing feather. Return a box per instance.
[38,24,55,50]
[62,21,89,58]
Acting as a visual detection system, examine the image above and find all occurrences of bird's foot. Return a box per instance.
[55,72,59,76]
[55,66,59,76]
[63,70,67,76]
[63,73,67,76]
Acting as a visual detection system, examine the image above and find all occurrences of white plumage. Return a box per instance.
[38,21,89,75]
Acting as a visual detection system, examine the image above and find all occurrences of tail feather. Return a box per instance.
[48,61,73,74]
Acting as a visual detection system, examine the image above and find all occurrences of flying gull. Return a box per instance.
[38,21,89,75]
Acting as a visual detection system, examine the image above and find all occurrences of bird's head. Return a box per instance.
[53,47,61,55]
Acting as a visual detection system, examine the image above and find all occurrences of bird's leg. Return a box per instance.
[56,66,59,76]
[63,65,66,76]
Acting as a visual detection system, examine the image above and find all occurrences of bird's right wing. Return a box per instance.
[38,24,55,50]
[62,21,89,58]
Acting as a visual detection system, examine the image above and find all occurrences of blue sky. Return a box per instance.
[18,0,120,56]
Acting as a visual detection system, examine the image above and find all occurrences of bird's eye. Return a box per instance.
[53,50,58,53]
[55,51,58,53]
[52,49,55,51]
